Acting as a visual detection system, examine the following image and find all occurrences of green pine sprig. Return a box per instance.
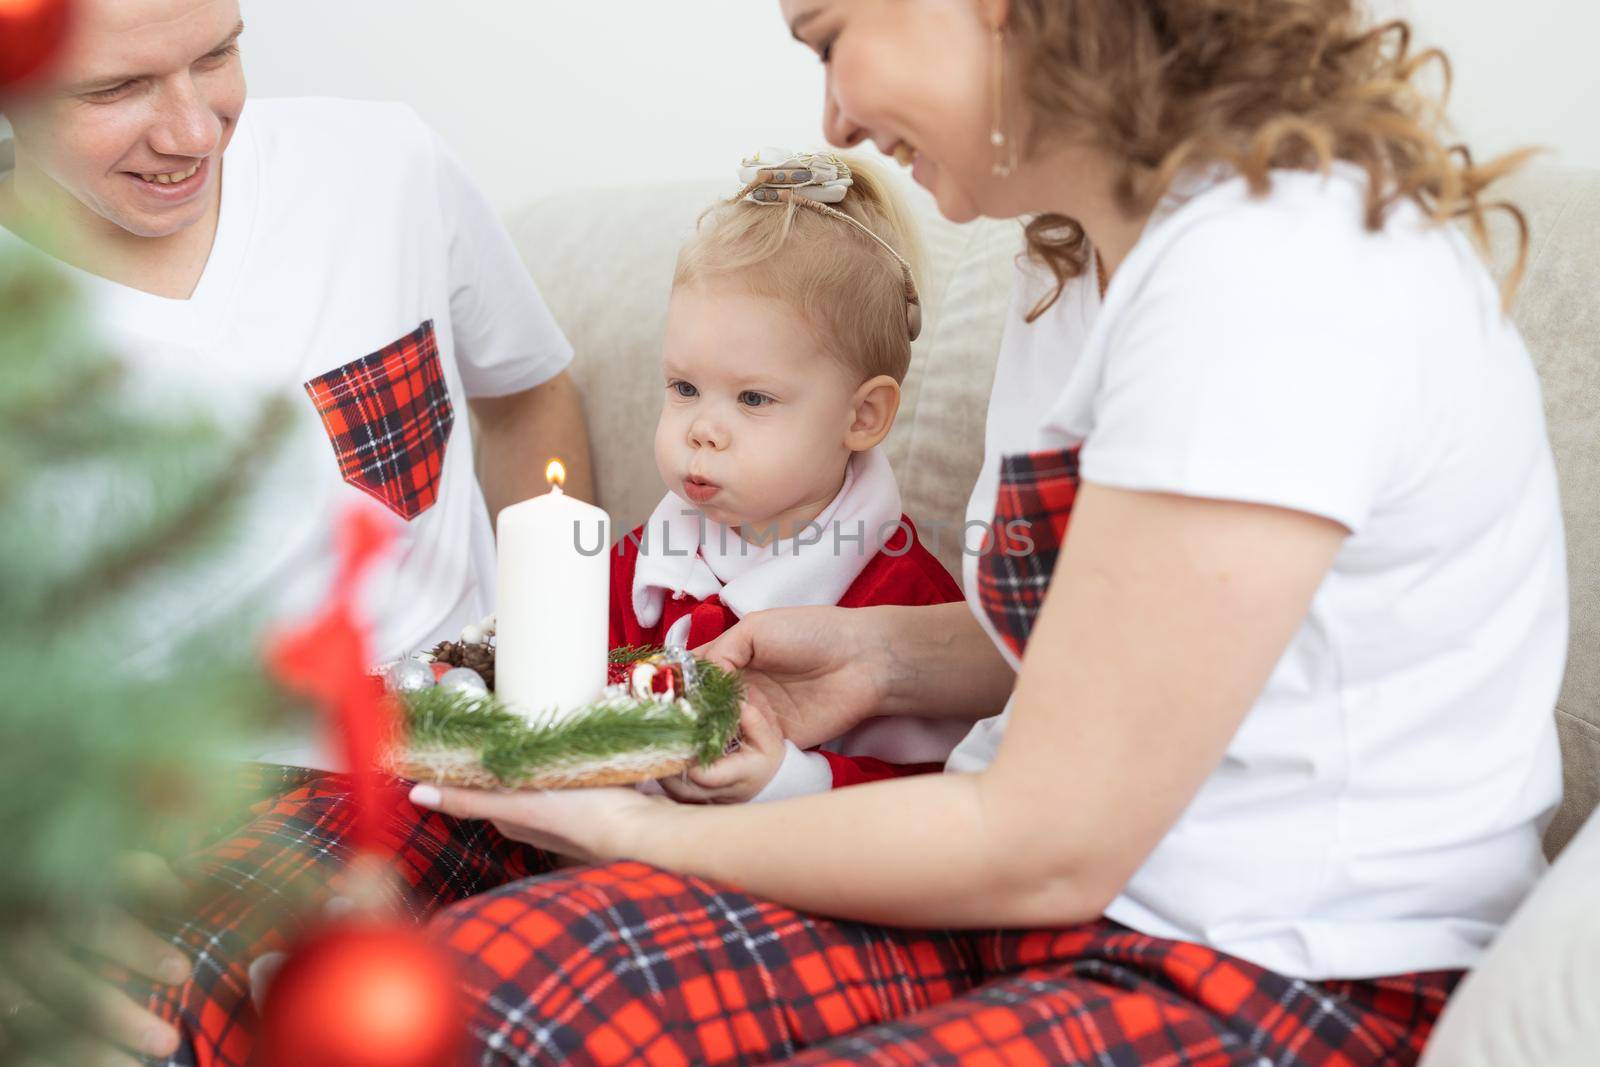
[608,645,663,665]
[401,688,528,751]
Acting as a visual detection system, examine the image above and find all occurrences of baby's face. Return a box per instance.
[656,282,860,542]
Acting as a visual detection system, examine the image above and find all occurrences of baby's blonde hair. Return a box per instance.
[672,154,924,384]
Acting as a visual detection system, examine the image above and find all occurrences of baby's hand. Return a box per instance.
[658,703,786,804]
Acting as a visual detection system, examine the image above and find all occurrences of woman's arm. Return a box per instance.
[876,601,1019,718]
[416,484,1346,928]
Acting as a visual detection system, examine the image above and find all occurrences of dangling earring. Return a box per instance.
[990,26,1018,178]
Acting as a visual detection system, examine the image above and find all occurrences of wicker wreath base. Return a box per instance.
[387,745,695,791]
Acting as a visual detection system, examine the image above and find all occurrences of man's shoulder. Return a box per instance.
[243,97,435,172]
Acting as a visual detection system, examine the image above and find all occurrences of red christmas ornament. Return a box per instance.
[259,921,465,1067]
[649,665,677,697]
[608,656,685,698]
[0,0,74,93]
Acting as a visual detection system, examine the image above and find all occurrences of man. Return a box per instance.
[0,1,593,1060]
[0,0,594,666]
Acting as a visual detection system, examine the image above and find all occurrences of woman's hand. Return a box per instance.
[408,782,672,865]
[696,605,896,749]
[0,853,191,1065]
[698,602,1013,749]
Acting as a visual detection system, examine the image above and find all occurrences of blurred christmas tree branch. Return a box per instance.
[0,237,295,1061]
[43,397,294,627]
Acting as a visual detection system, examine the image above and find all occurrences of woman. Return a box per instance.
[413,0,1566,1063]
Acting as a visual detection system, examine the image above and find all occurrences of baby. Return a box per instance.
[609,149,968,803]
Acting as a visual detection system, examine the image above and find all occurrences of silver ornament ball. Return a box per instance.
[438,667,489,697]
[386,658,436,694]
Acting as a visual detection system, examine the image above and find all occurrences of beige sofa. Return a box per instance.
[504,167,1599,1063]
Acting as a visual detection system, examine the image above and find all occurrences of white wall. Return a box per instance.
[1371,0,1600,172]
[237,1,828,210]
[11,2,1596,209]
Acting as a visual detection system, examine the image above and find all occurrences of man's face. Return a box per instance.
[5,0,245,239]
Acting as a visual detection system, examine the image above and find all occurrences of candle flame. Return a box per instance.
[545,459,567,489]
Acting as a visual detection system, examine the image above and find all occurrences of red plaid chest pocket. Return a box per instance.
[303,321,455,522]
[975,444,1083,661]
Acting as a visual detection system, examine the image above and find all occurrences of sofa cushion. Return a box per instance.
[1417,809,1600,1067]
[1486,168,1600,856]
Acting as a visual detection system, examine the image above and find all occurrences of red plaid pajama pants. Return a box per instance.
[431,862,1459,1066]
[143,769,1458,1067]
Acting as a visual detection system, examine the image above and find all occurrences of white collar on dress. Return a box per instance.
[630,447,903,638]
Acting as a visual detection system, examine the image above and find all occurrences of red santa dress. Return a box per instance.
[609,449,970,800]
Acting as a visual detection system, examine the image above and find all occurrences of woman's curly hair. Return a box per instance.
[1011,0,1532,319]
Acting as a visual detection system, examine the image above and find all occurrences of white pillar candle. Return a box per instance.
[495,460,610,721]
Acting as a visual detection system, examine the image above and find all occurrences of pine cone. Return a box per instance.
[430,640,496,691]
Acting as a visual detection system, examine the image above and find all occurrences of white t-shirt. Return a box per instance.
[1,98,573,760]
[951,165,1567,980]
